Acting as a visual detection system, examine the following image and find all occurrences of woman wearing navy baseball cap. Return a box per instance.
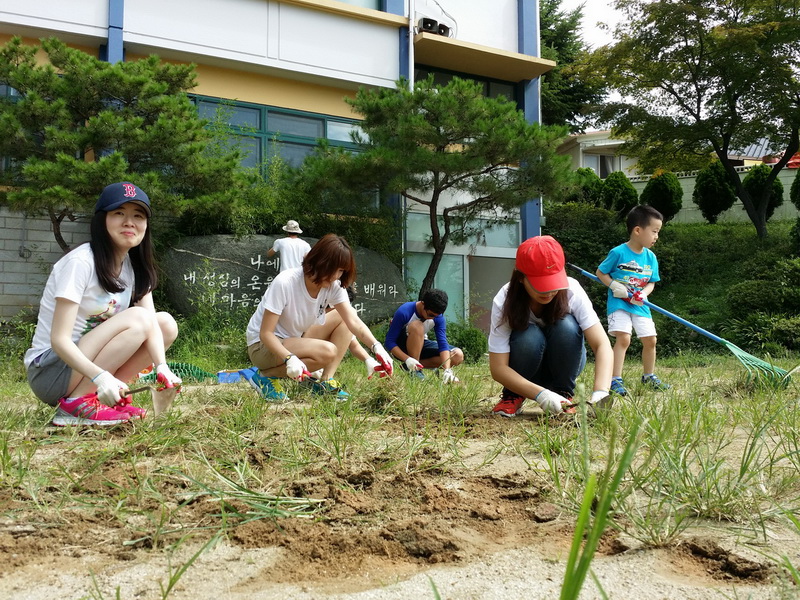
[24,182,182,425]
[488,235,613,418]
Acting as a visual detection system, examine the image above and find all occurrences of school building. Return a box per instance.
[0,0,554,322]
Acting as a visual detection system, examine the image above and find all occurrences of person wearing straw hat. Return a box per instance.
[268,219,311,272]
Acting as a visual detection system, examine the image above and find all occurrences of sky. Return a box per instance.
[557,0,621,49]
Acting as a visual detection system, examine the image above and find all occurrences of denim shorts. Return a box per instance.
[27,348,72,407]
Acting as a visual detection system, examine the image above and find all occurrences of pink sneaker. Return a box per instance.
[53,393,130,427]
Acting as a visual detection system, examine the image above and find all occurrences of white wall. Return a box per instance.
[125,0,401,88]
[421,0,518,52]
[1,0,402,89]
[631,167,799,224]
[0,0,107,40]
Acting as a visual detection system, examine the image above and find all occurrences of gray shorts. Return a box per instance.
[27,349,72,406]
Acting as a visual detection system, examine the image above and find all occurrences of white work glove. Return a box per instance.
[609,281,629,299]
[630,290,648,306]
[285,355,307,380]
[405,356,423,372]
[371,342,394,377]
[534,389,566,415]
[93,370,128,406]
[364,357,381,378]
[441,368,460,384]
[155,363,183,389]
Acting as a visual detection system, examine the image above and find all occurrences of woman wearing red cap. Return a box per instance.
[488,235,612,417]
[24,182,182,426]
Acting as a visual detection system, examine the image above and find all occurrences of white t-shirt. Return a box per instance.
[272,237,311,272]
[246,267,348,345]
[488,277,600,354]
[24,243,134,368]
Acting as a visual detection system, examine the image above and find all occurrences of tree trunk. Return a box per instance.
[420,244,446,297]
[48,207,72,253]
[718,155,768,239]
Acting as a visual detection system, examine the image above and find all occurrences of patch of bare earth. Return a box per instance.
[1,455,786,600]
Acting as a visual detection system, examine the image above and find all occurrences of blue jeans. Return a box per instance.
[506,314,586,399]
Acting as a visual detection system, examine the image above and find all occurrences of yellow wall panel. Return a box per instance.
[126,52,361,119]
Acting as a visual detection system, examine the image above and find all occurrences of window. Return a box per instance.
[192,96,360,169]
[406,212,519,249]
[414,67,518,104]
[584,154,617,179]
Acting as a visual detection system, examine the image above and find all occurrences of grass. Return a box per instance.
[3,349,800,597]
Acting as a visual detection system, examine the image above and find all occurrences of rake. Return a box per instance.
[567,263,790,386]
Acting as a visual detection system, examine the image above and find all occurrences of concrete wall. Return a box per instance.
[0,208,91,320]
[630,166,799,224]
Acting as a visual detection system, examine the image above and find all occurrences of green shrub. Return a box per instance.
[791,166,800,211]
[721,312,785,352]
[0,310,37,381]
[544,202,624,276]
[790,218,800,256]
[773,316,800,351]
[639,171,683,222]
[446,323,488,363]
[599,171,638,217]
[692,160,737,224]
[562,167,604,205]
[774,257,800,311]
[742,164,784,222]
[725,280,784,315]
[653,314,719,357]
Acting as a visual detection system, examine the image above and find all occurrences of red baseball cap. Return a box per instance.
[515,235,568,292]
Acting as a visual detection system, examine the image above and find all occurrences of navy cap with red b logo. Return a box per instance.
[94,182,151,217]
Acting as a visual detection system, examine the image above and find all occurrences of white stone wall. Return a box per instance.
[631,167,799,224]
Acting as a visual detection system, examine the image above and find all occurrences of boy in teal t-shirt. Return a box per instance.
[596,205,670,396]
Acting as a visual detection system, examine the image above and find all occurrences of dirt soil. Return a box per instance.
[1,396,794,599]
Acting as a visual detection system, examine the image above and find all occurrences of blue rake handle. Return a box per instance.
[567,263,726,345]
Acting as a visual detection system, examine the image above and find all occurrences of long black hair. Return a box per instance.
[89,211,157,305]
[501,269,569,330]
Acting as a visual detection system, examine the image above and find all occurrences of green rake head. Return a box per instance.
[724,341,790,388]
[139,362,215,384]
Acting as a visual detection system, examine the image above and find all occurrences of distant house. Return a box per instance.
[555,132,799,225]
[557,130,769,179]
[556,131,638,178]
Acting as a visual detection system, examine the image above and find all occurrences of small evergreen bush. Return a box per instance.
[598,171,638,217]
[773,316,800,351]
[639,170,683,222]
[447,323,488,363]
[743,164,784,222]
[692,160,737,224]
[790,166,800,211]
[544,202,623,274]
[563,167,604,205]
[725,280,784,315]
